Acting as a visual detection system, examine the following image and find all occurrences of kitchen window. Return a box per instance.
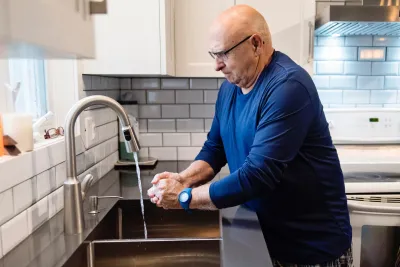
[8,58,48,120]
[0,54,80,145]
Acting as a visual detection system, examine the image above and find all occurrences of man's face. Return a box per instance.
[209,33,256,88]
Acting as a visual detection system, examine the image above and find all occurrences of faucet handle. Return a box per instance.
[88,195,123,214]
[81,174,94,200]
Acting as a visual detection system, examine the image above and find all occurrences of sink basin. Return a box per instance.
[88,199,221,240]
[63,199,222,267]
[92,239,221,267]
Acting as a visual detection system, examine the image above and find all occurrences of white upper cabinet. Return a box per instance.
[82,0,175,76]
[236,0,315,75]
[174,0,234,77]
[0,0,95,59]
[301,0,316,75]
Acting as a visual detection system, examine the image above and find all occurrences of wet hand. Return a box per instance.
[147,172,185,209]
[148,177,185,209]
[147,172,183,202]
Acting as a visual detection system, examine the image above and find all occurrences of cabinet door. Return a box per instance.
[83,0,169,75]
[235,0,303,65]
[300,0,316,75]
[174,0,234,77]
[2,0,95,58]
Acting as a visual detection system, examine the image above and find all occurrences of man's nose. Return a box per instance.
[214,58,225,72]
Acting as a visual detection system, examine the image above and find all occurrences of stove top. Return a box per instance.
[344,172,400,183]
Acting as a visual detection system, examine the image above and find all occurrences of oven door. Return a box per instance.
[347,196,400,267]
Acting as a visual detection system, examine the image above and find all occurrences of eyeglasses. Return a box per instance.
[44,127,64,139]
[209,35,252,61]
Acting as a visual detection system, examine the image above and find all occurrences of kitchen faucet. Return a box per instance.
[64,95,140,235]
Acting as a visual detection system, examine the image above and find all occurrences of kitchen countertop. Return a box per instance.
[0,161,273,267]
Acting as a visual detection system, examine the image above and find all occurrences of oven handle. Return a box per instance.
[347,200,400,214]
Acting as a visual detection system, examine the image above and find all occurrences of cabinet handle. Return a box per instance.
[82,0,87,20]
[75,0,80,12]
[307,21,314,64]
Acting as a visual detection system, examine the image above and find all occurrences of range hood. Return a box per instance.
[315,0,400,36]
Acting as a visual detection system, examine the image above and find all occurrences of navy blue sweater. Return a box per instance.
[195,51,352,264]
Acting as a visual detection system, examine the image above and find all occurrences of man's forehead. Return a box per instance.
[209,28,240,52]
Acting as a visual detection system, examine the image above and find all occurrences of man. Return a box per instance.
[147,4,353,267]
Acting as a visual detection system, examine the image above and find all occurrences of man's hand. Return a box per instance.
[147,172,185,209]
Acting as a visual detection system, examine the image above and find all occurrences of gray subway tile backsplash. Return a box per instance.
[178,147,202,161]
[176,90,203,104]
[139,105,161,118]
[12,178,35,215]
[161,78,189,90]
[163,133,191,147]
[139,133,162,147]
[190,78,218,89]
[120,78,131,89]
[139,119,148,132]
[357,76,384,90]
[370,90,398,104]
[190,104,215,118]
[318,90,343,104]
[148,119,176,132]
[162,105,190,118]
[191,133,208,146]
[132,78,160,89]
[120,90,146,104]
[344,61,371,75]
[312,36,400,107]
[147,90,175,104]
[387,47,400,61]
[204,90,219,104]
[318,36,345,47]
[314,47,357,61]
[373,36,400,47]
[385,76,400,89]
[345,36,372,47]
[371,62,398,76]
[343,90,370,104]
[316,61,344,74]
[176,119,204,132]
[329,76,356,89]
[91,76,107,90]
[82,75,92,90]
[149,147,178,161]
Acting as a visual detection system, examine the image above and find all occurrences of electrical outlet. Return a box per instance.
[85,117,96,148]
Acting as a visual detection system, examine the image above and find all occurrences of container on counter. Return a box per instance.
[2,113,33,152]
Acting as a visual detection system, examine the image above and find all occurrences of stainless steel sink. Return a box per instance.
[91,239,221,267]
[89,199,221,240]
[64,199,222,267]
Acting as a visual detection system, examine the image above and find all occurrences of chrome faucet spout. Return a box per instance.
[63,95,140,235]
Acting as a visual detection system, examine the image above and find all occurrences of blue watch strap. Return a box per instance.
[178,188,192,212]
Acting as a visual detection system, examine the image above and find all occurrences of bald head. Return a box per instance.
[209,5,274,91]
[209,4,272,53]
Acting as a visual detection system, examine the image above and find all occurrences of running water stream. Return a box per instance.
[133,152,148,239]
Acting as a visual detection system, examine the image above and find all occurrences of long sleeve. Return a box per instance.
[195,93,227,175]
[209,79,316,209]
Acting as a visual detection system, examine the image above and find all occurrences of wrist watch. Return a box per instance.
[178,188,192,212]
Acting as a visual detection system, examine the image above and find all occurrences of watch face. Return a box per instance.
[179,192,189,202]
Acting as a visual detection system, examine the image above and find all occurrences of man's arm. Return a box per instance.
[190,79,317,210]
[178,160,215,187]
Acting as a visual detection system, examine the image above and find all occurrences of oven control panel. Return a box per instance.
[324,108,400,144]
